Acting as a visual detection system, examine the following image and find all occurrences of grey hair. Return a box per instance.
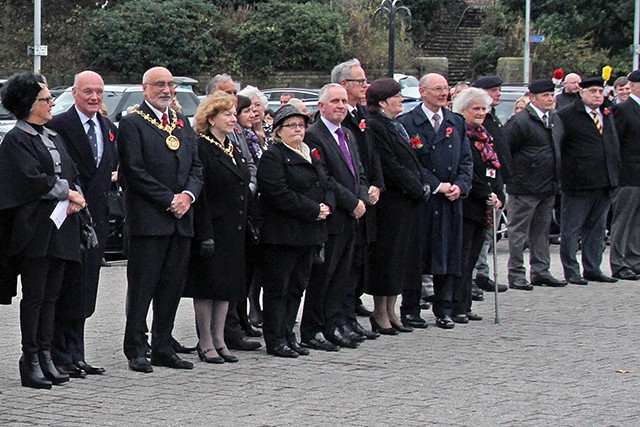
[452,87,492,114]
[331,58,362,84]
[206,73,233,95]
[318,83,344,103]
[238,85,268,110]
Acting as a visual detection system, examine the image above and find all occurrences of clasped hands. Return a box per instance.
[438,182,461,201]
[316,203,332,221]
[66,190,86,215]
[170,193,192,219]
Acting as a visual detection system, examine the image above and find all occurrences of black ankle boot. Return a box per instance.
[19,352,52,389]
[38,351,69,385]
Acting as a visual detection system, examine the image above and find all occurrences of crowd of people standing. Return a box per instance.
[0,60,637,389]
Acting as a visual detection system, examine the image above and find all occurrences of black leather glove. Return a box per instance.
[420,184,431,203]
[200,238,215,258]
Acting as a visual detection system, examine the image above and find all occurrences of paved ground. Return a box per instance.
[1,241,639,426]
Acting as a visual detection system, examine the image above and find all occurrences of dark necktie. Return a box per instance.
[87,119,98,164]
[433,113,441,132]
[162,112,169,126]
[542,113,549,128]
[335,127,358,193]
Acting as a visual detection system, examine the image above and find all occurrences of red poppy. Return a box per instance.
[109,131,115,142]
[603,108,611,116]
[445,127,453,136]
[358,119,367,131]
[411,135,423,149]
[312,148,320,160]
[176,119,185,129]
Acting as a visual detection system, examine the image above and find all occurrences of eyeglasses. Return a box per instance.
[423,86,450,94]
[80,89,104,96]
[345,79,368,86]
[281,123,306,129]
[37,96,54,103]
[145,81,177,89]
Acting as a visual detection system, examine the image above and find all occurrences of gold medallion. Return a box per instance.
[166,135,180,151]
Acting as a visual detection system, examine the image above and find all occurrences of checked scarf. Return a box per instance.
[467,124,500,228]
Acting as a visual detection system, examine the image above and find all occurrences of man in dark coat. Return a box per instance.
[333,58,383,339]
[118,67,203,373]
[300,84,370,350]
[555,73,582,110]
[553,76,620,285]
[609,69,640,280]
[47,71,117,378]
[397,73,473,329]
[504,79,566,290]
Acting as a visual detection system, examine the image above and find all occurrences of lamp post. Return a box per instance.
[373,0,412,78]
[34,0,41,73]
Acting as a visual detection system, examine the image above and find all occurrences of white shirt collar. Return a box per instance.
[528,103,548,121]
[144,100,168,121]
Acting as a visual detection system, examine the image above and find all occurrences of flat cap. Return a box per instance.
[528,79,555,94]
[473,76,503,89]
[627,69,640,82]
[579,76,605,89]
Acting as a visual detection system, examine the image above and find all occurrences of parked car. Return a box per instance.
[494,85,529,123]
[262,87,320,113]
[394,73,421,99]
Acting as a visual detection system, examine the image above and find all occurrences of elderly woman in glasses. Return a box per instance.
[256,105,333,357]
[451,88,505,324]
[0,72,85,389]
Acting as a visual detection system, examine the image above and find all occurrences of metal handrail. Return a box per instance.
[445,6,470,53]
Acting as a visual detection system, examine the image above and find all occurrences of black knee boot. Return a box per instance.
[38,351,69,385]
[19,352,52,389]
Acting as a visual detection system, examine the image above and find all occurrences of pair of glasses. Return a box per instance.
[80,89,104,96]
[37,96,54,103]
[282,123,306,129]
[345,78,368,86]
[424,86,450,94]
[146,81,177,89]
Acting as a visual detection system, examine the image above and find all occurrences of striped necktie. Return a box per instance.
[590,109,603,134]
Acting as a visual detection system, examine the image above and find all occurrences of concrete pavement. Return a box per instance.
[1,241,639,426]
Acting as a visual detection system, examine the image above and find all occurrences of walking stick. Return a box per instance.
[492,205,500,324]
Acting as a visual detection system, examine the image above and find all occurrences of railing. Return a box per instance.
[445,6,470,53]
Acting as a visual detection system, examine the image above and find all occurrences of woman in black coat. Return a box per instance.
[365,78,430,335]
[183,91,250,364]
[256,105,333,358]
[452,88,505,323]
[0,73,85,389]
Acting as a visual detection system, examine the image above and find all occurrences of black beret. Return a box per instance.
[627,69,640,83]
[272,104,309,130]
[0,72,47,120]
[528,79,555,94]
[579,76,605,89]
[473,76,503,89]
[366,77,402,107]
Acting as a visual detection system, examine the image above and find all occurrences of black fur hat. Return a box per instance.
[0,72,47,120]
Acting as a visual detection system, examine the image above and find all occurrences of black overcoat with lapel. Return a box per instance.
[611,97,640,187]
[184,133,250,302]
[48,107,118,318]
[117,102,203,238]
[342,104,384,243]
[397,105,473,275]
[257,142,333,246]
[553,98,619,192]
[304,118,369,236]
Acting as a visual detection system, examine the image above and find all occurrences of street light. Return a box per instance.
[373,0,412,78]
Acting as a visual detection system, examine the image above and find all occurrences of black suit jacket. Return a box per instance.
[304,118,369,235]
[611,97,640,187]
[117,102,203,237]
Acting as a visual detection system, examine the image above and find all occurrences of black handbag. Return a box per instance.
[78,207,99,250]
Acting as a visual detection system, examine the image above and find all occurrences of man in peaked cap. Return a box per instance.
[553,76,620,285]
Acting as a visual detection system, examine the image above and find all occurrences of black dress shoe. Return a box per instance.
[150,354,194,369]
[355,304,373,317]
[531,275,568,287]
[196,345,225,364]
[244,325,263,338]
[612,268,640,280]
[327,328,359,349]
[128,356,153,373]
[59,363,86,379]
[287,341,310,356]
[476,275,508,292]
[171,337,197,354]
[567,276,588,285]
[435,315,455,329]
[215,347,239,363]
[509,281,534,291]
[419,299,432,309]
[301,332,340,351]
[348,320,380,340]
[471,284,484,301]
[391,322,414,332]
[267,343,299,358]
[452,314,469,324]
[583,273,618,283]
[75,360,106,375]
[466,312,483,321]
[401,313,429,328]
[227,338,262,351]
[339,324,366,343]
[369,316,399,335]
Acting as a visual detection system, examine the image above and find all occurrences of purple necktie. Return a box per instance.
[335,127,358,194]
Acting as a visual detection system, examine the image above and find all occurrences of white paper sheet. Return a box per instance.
[50,199,70,229]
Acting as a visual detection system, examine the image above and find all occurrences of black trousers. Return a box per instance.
[123,234,190,359]
[458,219,487,315]
[301,226,355,342]
[19,256,66,354]
[261,244,314,349]
[52,318,85,365]
[347,222,367,324]
[431,274,460,318]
